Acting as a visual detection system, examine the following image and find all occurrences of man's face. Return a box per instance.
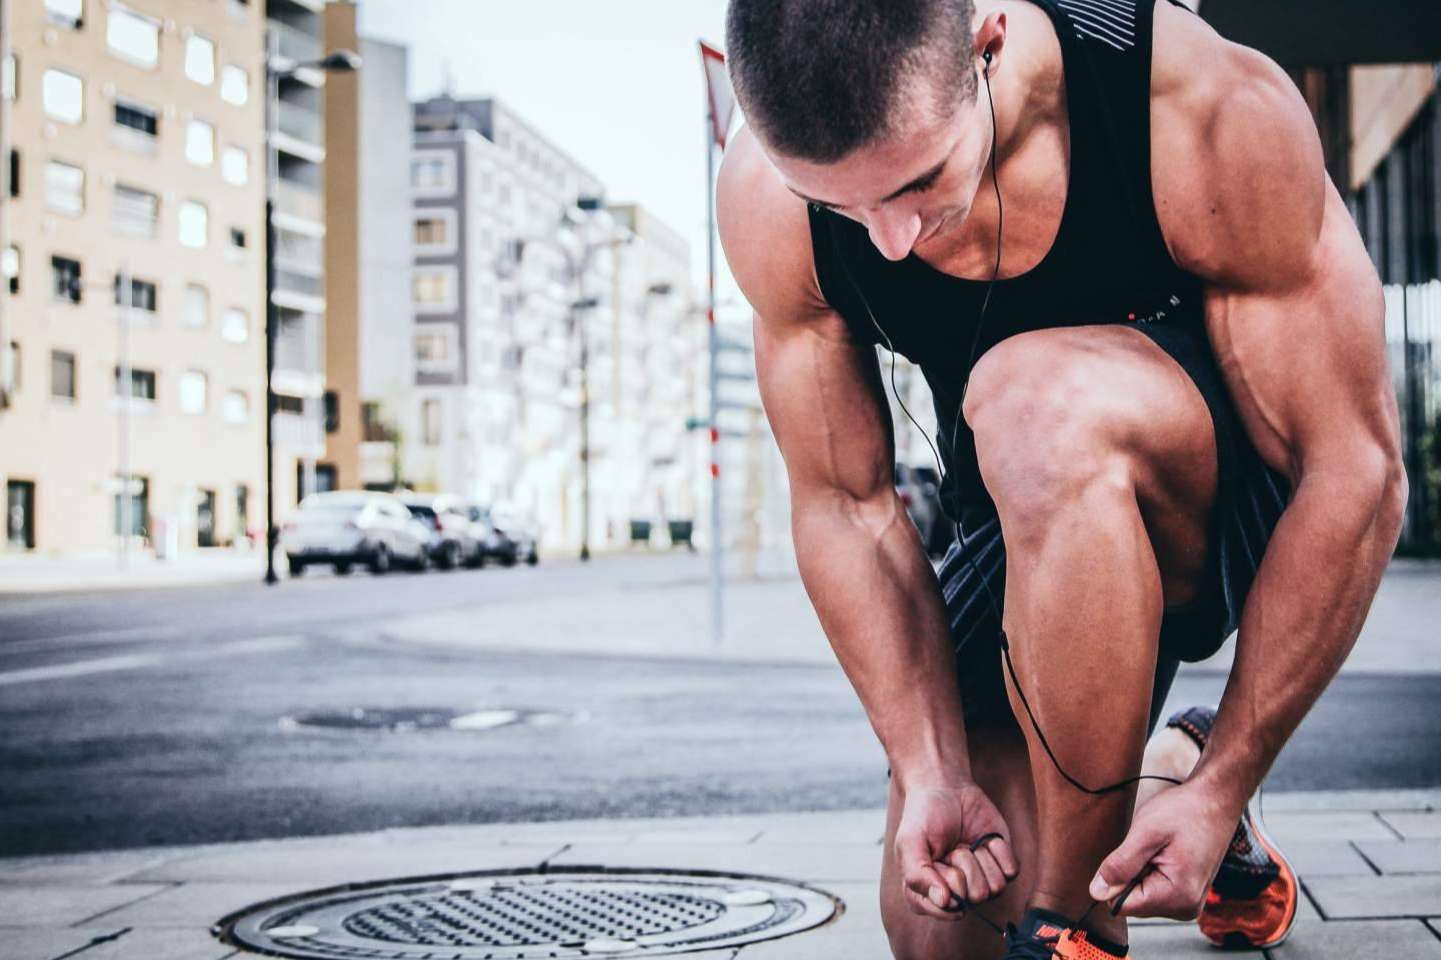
[765,73,992,263]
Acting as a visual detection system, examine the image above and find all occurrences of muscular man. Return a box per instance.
[716,1,1406,957]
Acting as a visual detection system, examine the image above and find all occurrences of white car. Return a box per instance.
[280,492,429,577]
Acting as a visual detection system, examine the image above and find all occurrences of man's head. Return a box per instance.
[726,0,1005,261]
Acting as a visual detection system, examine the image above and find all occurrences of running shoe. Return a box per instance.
[1165,706,1299,949]
[1002,908,1129,959]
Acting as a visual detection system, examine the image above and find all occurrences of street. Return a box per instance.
[2,554,1439,858]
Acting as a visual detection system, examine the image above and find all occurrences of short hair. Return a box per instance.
[726,0,978,164]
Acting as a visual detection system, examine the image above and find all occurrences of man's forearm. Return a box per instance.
[1192,464,1406,810]
[792,490,972,787]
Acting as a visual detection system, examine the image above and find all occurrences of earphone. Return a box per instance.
[823,49,1183,928]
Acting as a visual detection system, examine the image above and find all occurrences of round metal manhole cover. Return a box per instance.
[280,707,571,733]
[216,867,839,958]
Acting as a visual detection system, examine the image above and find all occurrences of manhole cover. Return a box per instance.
[216,867,838,958]
[281,707,570,733]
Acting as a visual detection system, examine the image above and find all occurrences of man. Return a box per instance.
[715,0,1406,957]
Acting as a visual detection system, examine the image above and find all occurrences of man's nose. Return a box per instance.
[866,208,923,262]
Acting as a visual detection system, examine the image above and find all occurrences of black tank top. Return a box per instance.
[808,0,1200,522]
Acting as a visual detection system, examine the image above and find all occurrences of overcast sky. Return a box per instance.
[357,0,741,302]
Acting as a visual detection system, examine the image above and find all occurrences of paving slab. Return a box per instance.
[1270,918,1441,958]
[1380,812,1441,840]
[1129,922,1263,958]
[0,850,176,886]
[734,881,889,959]
[1265,812,1400,844]
[126,840,564,885]
[1284,840,1379,877]
[1305,874,1441,919]
[0,883,169,927]
[1356,839,1441,875]
[0,926,119,960]
[748,810,887,845]
[549,842,884,883]
[94,882,314,928]
[66,926,238,959]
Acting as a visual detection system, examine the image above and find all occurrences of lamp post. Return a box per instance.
[262,44,359,585]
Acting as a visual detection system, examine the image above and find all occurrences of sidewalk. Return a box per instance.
[3,792,1438,959]
[0,550,267,595]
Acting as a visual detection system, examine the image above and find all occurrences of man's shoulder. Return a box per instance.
[716,127,830,323]
[1150,3,1326,286]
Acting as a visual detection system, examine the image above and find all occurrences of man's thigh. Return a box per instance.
[880,711,1038,960]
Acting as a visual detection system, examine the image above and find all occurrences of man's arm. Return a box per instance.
[1094,18,1407,915]
[717,128,1018,916]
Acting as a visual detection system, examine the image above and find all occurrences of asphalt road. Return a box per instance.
[1,558,1438,857]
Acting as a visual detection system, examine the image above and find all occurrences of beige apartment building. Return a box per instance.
[0,0,268,553]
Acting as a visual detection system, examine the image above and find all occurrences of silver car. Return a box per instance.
[280,492,429,577]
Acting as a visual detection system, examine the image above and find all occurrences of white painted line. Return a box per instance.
[3,623,186,655]
[0,635,303,686]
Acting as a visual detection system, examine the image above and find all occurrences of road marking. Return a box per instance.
[0,635,303,686]
[2,623,186,655]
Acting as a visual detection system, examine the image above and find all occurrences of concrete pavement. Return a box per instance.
[2,793,1439,959]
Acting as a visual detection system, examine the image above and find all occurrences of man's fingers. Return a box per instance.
[971,845,1008,895]
[945,849,993,903]
[1089,826,1163,902]
[901,872,964,922]
[1111,868,1205,921]
[932,860,969,911]
[980,835,1020,880]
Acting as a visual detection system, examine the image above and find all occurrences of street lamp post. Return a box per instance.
[262,44,359,585]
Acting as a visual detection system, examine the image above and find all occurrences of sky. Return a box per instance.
[356,0,741,304]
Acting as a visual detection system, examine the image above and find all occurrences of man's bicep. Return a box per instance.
[754,308,896,504]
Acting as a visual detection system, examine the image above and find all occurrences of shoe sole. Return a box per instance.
[1209,793,1299,951]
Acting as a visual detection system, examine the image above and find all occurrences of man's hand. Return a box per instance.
[1089,780,1238,919]
[894,780,1018,921]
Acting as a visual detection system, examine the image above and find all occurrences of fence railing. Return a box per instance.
[1385,280,1441,553]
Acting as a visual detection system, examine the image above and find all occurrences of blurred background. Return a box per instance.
[0,0,1438,860]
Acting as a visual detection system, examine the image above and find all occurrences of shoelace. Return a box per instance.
[1001,924,1063,960]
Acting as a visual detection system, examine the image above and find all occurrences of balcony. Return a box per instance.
[273,178,323,227]
[273,408,324,456]
[269,21,320,66]
[276,100,322,148]
[274,313,321,377]
[275,268,324,301]
[273,229,324,275]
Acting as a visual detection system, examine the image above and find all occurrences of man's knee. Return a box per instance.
[964,336,1136,529]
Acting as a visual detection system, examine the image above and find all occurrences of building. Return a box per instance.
[0,0,267,553]
[265,0,329,508]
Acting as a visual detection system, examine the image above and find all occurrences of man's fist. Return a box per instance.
[893,780,1019,921]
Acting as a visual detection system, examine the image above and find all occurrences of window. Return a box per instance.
[179,370,207,414]
[178,200,208,248]
[421,398,442,446]
[410,153,454,193]
[106,8,159,68]
[274,394,304,415]
[113,366,156,401]
[323,390,339,433]
[51,350,76,401]
[222,389,248,423]
[5,245,19,294]
[415,329,451,368]
[112,183,158,238]
[45,160,84,215]
[42,69,84,125]
[417,213,449,247]
[8,149,18,198]
[221,307,248,343]
[113,274,157,314]
[221,145,248,185]
[51,256,82,304]
[412,268,455,309]
[185,34,215,85]
[185,119,214,166]
[114,99,158,138]
[5,341,18,393]
[220,64,248,106]
[183,284,209,327]
[44,0,83,29]
[113,475,149,538]
[229,227,247,250]
[2,54,14,102]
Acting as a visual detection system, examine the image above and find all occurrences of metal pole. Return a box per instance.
[118,262,131,569]
[578,248,591,562]
[263,34,279,585]
[705,111,722,646]
[0,0,10,412]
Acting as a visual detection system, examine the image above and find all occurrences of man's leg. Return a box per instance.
[963,326,1219,946]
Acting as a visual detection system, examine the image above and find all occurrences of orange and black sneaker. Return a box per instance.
[1002,908,1129,959]
[1166,706,1300,949]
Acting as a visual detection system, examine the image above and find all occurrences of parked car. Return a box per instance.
[469,503,538,566]
[896,462,950,557]
[399,494,482,570]
[280,491,429,577]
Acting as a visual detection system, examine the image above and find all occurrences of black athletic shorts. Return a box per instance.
[936,318,1293,733]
